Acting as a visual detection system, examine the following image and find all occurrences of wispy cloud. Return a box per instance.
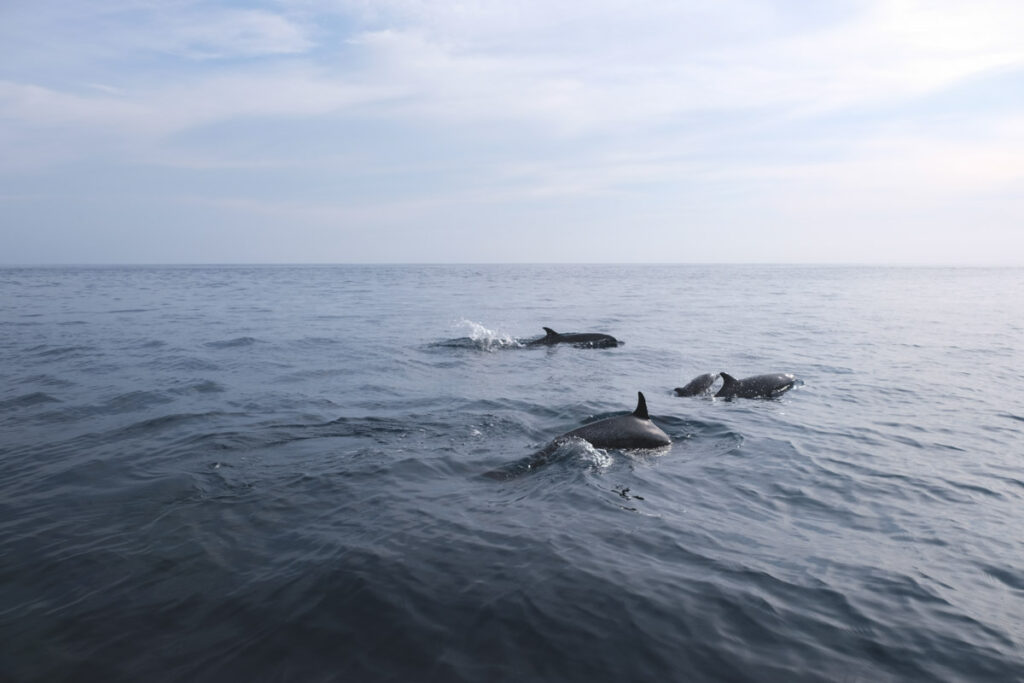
[149,8,315,59]
[5,1,1023,140]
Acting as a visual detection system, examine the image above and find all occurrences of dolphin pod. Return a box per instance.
[485,392,670,479]
[522,328,799,399]
[674,372,798,399]
[471,324,799,478]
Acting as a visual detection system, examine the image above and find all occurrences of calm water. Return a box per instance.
[1,264,1022,682]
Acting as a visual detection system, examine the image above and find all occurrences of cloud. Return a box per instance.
[5,0,1024,142]
[328,0,1024,126]
[151,8,315,59]
[0,3,316,86]
[2,0,1023,263]
[0,67,406,170]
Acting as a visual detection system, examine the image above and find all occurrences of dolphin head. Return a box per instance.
[674,372,720,397]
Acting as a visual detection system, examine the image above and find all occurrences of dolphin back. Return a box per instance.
[524,327,562,346]
[716,372,796,399]
[486,392,671,479]
[529,327,619,348]
[563,392,669,449]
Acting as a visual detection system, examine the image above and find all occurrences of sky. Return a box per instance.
[1,0,1023,264]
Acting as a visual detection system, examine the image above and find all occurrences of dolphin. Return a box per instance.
[715,372,797,399]
[485,392,670,479]
[673,372,720,397]
[527,327,620,348]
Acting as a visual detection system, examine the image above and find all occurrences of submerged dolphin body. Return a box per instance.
[485,392,670,479]
[527,327,620,348]
[715,372,797,399]
[673,372,720,397]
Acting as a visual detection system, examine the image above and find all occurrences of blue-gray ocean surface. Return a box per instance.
[2,264,1022,682]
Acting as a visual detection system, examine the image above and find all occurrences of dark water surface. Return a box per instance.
[2,265,1022,682]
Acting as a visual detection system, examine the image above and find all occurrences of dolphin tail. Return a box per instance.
[633,391,649,419]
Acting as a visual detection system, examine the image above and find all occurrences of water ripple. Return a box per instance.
[2,264,1023,682]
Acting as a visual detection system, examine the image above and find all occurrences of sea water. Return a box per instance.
[1,264,1022,681]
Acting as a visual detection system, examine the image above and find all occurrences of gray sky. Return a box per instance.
[2,0,1022,264]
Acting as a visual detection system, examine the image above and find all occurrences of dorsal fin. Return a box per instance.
[720,372,738,387]
[633,391,649,419]
[542,327,559,338]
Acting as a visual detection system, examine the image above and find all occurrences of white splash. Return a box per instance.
[573,440,613,470]
[457,319,522,350]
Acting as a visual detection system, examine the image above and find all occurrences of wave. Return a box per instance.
[15,374,74,388]
[0,392,62,410]
[25,344,94,358]
[204,337,260,349]
[170,380,226,395]
[25,391,178,425]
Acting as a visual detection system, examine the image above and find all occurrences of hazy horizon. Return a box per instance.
[3,1,1023,265]
[3,261,1021,269]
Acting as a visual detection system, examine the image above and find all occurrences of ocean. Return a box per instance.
[1,264,1022,682]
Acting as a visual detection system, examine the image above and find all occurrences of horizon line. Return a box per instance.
[2,261,1023,268]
